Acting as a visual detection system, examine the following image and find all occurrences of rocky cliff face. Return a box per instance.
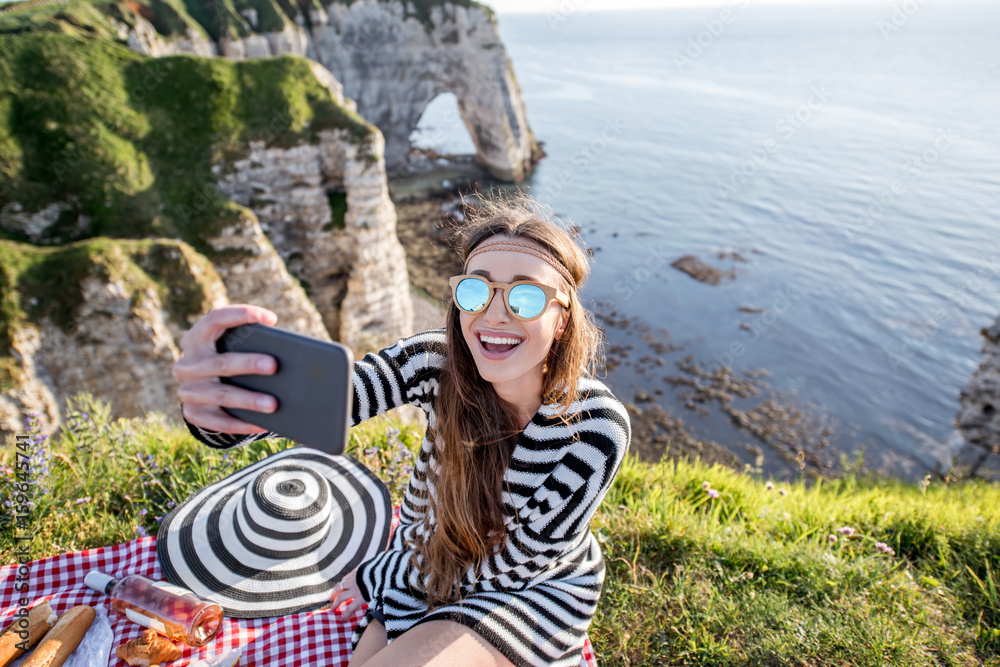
[0,239,229,436]
[216,128,412,349]
[108,12,216,57]
[954,314,1000,477]
[204,208,332,343]
[0,34,413,436]
[310,1,539,181]
[109,0,539,181]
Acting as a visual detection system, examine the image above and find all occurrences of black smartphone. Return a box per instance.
[215,324,354,455]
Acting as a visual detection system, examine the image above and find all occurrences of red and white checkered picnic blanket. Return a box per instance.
[1,523,597,665]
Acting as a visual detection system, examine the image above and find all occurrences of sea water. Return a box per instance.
[411,2,1000,478]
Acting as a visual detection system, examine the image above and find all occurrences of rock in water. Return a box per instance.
[955,314,1000,476]
[671,255,735,285]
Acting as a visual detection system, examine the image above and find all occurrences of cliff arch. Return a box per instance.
[309,1,541,182]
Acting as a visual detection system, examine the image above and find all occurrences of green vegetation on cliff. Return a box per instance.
[2,397,998,665]
[0,237,222,389]
[0,31,374,253]
[0,0,243,40]
[0,0,497,41]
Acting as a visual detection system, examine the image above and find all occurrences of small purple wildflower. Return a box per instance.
[874,542,896,556]
[136,526,148,538]
[765,481,774,492]
[837,527,855,537]
[75,496,92,505]
[138,508,148,517]
[828,534,837,544]
[778,488,787,497]
[708,489,720,499]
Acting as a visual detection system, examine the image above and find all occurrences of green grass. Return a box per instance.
[0,30,377,378]
[2,393,998,665]
[0,393,422,560]
[0,31,375,252]
[0,0,496,39]
[0,0,241,41]
[594,457,1000,665]
[0,237,222,391]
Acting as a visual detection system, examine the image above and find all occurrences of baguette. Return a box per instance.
[0,601,56,666]
[19,606,95,667]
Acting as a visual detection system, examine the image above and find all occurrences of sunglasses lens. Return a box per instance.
[507,284,547,319]
[455,278,490,312]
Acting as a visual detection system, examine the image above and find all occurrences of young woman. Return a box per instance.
[174,198,631,667]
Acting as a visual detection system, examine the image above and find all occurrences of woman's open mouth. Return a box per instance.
[477,332,524,359]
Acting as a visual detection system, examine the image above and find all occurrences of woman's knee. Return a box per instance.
[349,620,388,666]
[359,620,514,667]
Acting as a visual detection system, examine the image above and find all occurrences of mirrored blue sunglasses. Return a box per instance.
[449,275,571,322]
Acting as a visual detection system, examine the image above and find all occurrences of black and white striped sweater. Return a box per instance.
[185,330,631,667]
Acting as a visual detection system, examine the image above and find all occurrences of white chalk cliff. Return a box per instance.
[0,241,230,435]
[0,37,414,437]
[216,128,412,351]
[117,0,540,181]
[1,2,536,436]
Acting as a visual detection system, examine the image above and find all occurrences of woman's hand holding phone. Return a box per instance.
[173,305,280,434]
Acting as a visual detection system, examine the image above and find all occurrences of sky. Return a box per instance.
[485,0,987,13]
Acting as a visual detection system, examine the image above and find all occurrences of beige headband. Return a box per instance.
[464,238,577,288]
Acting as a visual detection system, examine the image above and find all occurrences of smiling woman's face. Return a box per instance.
[460,237,571,392]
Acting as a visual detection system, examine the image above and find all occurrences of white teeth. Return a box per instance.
[479,334,522,346]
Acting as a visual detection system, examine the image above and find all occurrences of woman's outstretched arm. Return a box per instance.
[175,305,446,449]
[173,304,282,446]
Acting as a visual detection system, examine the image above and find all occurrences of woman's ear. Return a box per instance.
[555,310,570,340]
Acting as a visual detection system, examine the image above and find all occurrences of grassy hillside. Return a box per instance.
[2,393,998,665]
[0,31,379,399]
[0,237,222,390]
[0,0,496,39]
[0,31,375,253]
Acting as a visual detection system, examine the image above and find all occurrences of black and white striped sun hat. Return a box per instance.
[156,447,391,618]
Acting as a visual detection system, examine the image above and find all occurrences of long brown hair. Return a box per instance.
[411,194,603,608]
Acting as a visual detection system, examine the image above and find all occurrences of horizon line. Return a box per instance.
[488,0,995,14]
